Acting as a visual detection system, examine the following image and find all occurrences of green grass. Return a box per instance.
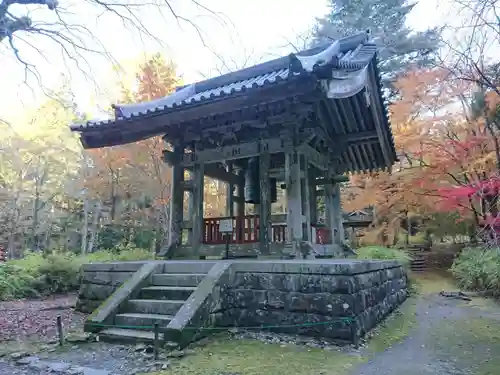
[365,297,418,354]
[142,335,364,375]
[413,271,458,295]
[144,272,451,375]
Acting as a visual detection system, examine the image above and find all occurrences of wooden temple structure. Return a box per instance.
[70,31,396,258]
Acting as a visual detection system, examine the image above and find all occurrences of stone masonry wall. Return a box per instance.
[213,261,408,344]
[76,260,408,345]
[76,262,147,313]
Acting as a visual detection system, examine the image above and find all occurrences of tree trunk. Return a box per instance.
[81,196,89,254]
[88,201,102,253]
[31,186,40,251]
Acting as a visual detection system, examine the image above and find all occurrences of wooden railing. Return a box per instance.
[203,215,287,244]
[202,215,331,245]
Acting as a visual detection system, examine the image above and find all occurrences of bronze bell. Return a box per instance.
[243,156,277,204]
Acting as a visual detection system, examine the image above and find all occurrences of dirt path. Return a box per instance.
[352,292,500,375]
[0,294,85,342]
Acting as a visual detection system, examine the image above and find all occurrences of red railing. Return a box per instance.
[203,215,287,244]
[202,216,330,245]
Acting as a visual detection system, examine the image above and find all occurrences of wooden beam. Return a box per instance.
[180,137,293,167]
[77,79,318,149]
[164,150,240,184]
[314,175,349,185]
[298,144,329,171]
[270,168,305,180]
[338,131,378,143]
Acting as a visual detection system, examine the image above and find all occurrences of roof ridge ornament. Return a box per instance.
[288,53,305,76]
[294,40,340,72]
[322,65,370,99]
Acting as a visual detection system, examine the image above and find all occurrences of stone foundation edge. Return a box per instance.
[76,260,408,346]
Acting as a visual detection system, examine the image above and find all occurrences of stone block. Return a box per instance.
[265,290,358,316]
[232,272,300,291]
[353,271,382,290]
[82,271,133,287]
[297,274,357,294]
[75,299,102,313]
[78,284,116,301]
[225,289,267,309]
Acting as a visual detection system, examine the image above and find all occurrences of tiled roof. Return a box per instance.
[70,32,374,131]
[69,31,397,172]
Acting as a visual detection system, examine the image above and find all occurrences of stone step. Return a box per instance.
[152,273,206,287]
[126,299,185,315]
[97,328,163,343]
[114,313,174,329]
[160,261,216,274]
[139,286,196,301]
[97,328,180,348]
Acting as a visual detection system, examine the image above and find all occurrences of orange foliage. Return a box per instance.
[84,54,178,213]
[343,68,499,227]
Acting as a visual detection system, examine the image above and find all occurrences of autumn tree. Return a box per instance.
[0,79,81,256]
[343,68,491,246]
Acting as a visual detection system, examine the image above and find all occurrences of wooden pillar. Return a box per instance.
[324,183,334,245]
[332,183,344,244]
[235,167,245,243]
[191,162,204,256]
[185,171,194,246]
[285,149,302,253]
[325,182,343,245]
[259,153,271,255]
[302,155,312,242]
[226,161,234,217]
[186,191,193,245]
[308,170,318,226]
[168,144,185,251]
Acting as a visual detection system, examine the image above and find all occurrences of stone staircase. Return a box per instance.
[406,245,430,272]
[96,263,211,345]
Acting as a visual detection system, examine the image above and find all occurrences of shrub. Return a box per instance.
[451,247,500,296]
[0,246,154,301]
[356,246,415,294]
[0,263,38,299]
[356,246,411,266]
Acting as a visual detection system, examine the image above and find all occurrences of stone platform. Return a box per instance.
[77,259,408,347]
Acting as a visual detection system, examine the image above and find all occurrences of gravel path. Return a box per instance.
[0,342,171,375]
[352,293,500,375]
